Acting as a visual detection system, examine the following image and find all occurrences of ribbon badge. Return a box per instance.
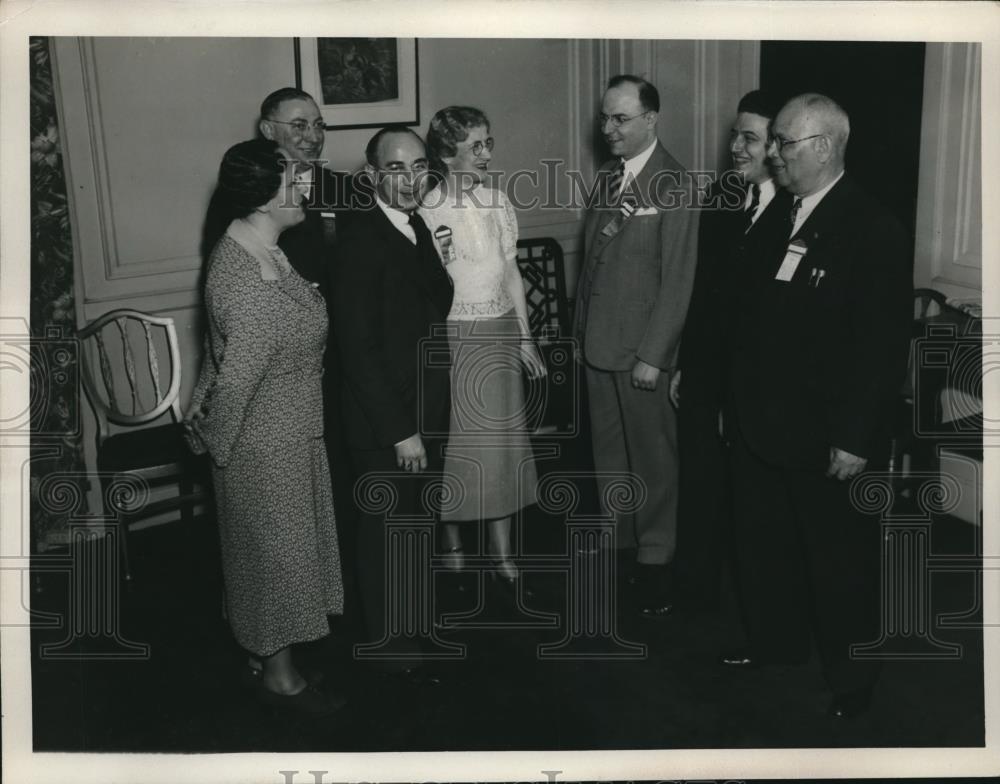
[434,225,457,265]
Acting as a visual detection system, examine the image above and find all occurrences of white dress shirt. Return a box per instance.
[620,138,658,186]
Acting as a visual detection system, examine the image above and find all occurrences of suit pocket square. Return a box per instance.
[633,207,658,217]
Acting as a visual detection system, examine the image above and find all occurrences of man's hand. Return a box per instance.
[668,369,682,407]
[394,433,427,473]
[826,447,867,481]
[631,359,662,391]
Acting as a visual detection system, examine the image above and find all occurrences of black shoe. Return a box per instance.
[241,662,325,689]
[827,688,872,719]
[255,682,346,716]
[634,564,672,617]
[489,561,535,601]
[719,648,759,668]
[638,600,674,618]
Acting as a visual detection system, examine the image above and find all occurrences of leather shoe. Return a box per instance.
[241,663,325,689]
[827,688,872,719]
[639,600,674,618]
[255,682,346,716]
[382,665,443,687]
[719,649,758,668]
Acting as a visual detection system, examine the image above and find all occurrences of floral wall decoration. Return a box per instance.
[30,36,85,547]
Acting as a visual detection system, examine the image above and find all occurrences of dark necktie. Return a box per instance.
[407,211,452,305]
[789,197,803,235]
[408,210,435,257]
[742,183,761,232]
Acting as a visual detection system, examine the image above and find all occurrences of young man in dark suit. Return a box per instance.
[671,89,791,612]
[333,127,453,679]
[722,93,912,719]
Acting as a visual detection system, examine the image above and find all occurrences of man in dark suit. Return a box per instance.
[722,93,912,719]
[671,90,790,611]
[574,75,700,617]
[334,127,453,677]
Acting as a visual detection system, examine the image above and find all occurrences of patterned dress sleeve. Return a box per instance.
[196,244,280,467]
[499,189,519,265]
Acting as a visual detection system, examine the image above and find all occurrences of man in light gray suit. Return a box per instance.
[574,74,700,617]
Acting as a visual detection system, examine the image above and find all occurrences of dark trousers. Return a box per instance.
[349,438,444,672]
[675,397,729,609]
[729,431,882,694]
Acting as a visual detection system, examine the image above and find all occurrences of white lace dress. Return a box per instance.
[419,184,538,522]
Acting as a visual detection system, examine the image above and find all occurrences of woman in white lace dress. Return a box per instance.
[420,106,546,591]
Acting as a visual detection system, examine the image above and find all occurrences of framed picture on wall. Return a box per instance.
[294,38,419,130]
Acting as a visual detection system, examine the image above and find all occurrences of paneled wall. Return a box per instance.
[49,36,758,515]
[914,42,982,298]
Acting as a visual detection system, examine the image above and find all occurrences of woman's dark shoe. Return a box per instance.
[489,559,535,600]
[255,681,346,716]
[241,662,326,690]
[443,545,465,573]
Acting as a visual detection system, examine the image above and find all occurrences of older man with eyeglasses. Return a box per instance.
[721,93,912,719]
[257,87,360,644]
[574,74,700,619]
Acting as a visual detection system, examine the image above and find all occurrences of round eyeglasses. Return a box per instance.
[468,137,495,157]
[598,111,649,129]
[269,118,326,136]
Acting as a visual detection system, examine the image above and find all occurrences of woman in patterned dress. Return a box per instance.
[420,107,546,591]
[185,139,344,715]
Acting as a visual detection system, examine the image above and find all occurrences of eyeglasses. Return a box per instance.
[598,111,648,129]
[468,138,495,156]
[768,133,823,152]
[269,118,326,135]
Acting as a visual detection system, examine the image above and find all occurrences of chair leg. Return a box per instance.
[179,474,195,525]
[120,518,133,582]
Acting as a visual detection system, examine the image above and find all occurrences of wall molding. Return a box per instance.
[914,42,982,296]
[54,38,205,327]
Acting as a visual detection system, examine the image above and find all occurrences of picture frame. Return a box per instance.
[294,37,419,130]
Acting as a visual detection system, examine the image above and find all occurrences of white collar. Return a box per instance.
[745,177,776,207]
[797,170,845,212]
[621,138,658,180]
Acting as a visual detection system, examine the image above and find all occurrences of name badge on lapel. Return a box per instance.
[775,238,807,282]
[600,199,637,239]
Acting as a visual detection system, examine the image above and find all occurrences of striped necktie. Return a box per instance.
[789,197,803,235]
[609,161,625,204]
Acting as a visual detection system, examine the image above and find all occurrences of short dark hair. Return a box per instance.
[364,125,425,167]
[607,74,660,113]
[260,87,316,120]
[736,89,780,121]
[426,106,490,173]
[215,138,284,220]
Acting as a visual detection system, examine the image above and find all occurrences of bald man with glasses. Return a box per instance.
[721,93,912,719]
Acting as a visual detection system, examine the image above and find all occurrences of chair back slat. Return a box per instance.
[142,320,163,406]
[78,309,184,439]
[116,316,140,415]
[516,237,569,341]
[94,331,119,414]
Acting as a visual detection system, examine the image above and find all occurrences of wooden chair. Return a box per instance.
[78,309,208,579]
[889,288,979,507]
[516,237,576,434]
